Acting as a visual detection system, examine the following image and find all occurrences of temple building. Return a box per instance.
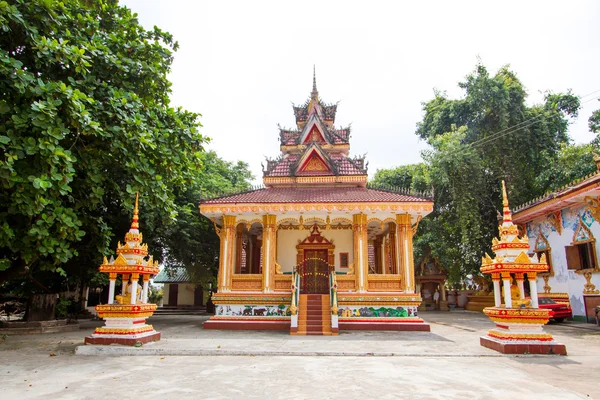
[512,155,600,323]
[199,72,433,334]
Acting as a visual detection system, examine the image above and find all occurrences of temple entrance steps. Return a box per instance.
[294,294,337,336]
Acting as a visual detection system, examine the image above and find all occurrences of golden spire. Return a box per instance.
[131,192,139,230]
[311,65,319,101]
[501,180,512,223]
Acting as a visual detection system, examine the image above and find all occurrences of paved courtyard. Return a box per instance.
[1,311,599,399]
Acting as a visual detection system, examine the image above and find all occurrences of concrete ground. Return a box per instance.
[1,311,599,399]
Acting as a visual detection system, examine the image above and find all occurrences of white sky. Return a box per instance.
[122,0,600,184]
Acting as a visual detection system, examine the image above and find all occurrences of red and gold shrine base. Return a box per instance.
[480,307,566,355]
[84,303,161,346]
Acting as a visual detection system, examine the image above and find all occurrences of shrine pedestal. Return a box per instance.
[84,304,161,346]
[480,307,566,355]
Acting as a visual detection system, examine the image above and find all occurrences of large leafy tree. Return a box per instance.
[0,0,208,287]
[152,151,253,288]
[376,63,581,284]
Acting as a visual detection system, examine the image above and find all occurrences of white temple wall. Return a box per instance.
[162,284,170,305]
[526,203,600,318]
[178,284,196,306]
[277,229,353,272]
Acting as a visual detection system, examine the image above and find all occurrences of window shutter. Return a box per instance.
[565,245,581,270]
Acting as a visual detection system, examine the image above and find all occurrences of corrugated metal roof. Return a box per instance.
[153,267,191,284]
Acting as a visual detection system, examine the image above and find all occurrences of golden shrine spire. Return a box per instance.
[501,180,512,223]
[311,65,319,101]
[131,192,140,231]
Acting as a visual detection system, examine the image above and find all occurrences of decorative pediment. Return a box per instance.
[114,253,129,265]
[298,114,331,145]
[514,251,531,264]
[534,232,550,252]
[572,217,594,244]
[297,224,334,247]
[546,211,562,234]
[296,146,334,176]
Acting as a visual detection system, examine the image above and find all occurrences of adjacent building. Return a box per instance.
[512,158,600,322]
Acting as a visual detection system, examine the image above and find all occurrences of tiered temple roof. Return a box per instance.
[262,69,369,187]
[201,70,431,208]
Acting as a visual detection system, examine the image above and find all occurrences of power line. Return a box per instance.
[470,95,599,149]
[467,90,600,149]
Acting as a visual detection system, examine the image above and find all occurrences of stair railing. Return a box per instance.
[290,270,300,331]
[330,269,339,331]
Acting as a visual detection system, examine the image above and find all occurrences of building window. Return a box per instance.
[565,243,597,271]
[534,232,553,276]
[565,217,599,272]
[535,250,553,276]
[340,252,349,268]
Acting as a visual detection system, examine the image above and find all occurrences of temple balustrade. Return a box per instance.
[274,274,293,291]
[367,275,403,292]
[335,274,357,292]
[231,274,263,291]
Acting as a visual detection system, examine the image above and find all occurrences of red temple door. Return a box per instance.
[300,249,330,294]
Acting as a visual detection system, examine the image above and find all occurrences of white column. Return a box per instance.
[502,276,512,308]
[108,278,116,305]
[517,279,525,299]
[493,279,501,308]
[529,276,539,308]
[121,274,129,297]
[130,274,139,305]
[142,277,149,304]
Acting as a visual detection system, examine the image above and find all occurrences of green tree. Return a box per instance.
[154,151,253,288]
[377,63,581,284]
[0,0,207,286]
[371,163,431,194]
[535,142,598,193]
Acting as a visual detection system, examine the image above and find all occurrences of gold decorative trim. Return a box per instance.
[412,215,423,235]
[584,196,600,223]
[263,175,367,186]
[201,202,433,215]
[546,211,562,235]
[583,270,600,294]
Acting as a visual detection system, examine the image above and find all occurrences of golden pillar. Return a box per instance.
[396,213,415,293]
[353,213,368,292]
[218,215,237,292]
[388,223,397,275]
[261,214,277,293]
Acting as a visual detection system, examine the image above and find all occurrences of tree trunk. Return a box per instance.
[26,294,57,321]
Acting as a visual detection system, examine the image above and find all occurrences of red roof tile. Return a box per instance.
[202,187,431,204]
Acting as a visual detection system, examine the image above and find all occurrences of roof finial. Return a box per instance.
[311,65,318,101]
[501,180,512,223]
[131,192,139,231]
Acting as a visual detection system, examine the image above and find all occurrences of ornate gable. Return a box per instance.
[534,232,550,252]
[303,124,326,144]
[572,218,594,244]
[297,148,333,176]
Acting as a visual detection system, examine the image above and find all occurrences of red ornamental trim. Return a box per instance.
[491,243,530,250]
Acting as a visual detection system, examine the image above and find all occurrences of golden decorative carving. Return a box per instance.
[302,155,329,172]
[210,217,222,236]
[583,270,600,294]
[546,211,562,235]
[514,251,532,264]
[542,275,552,293]
[412,215,423,235]
[201,201,434,215]
[275,263,282,274]
[584,196,600,223]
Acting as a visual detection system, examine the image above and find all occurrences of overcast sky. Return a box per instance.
[122,0,600,183]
